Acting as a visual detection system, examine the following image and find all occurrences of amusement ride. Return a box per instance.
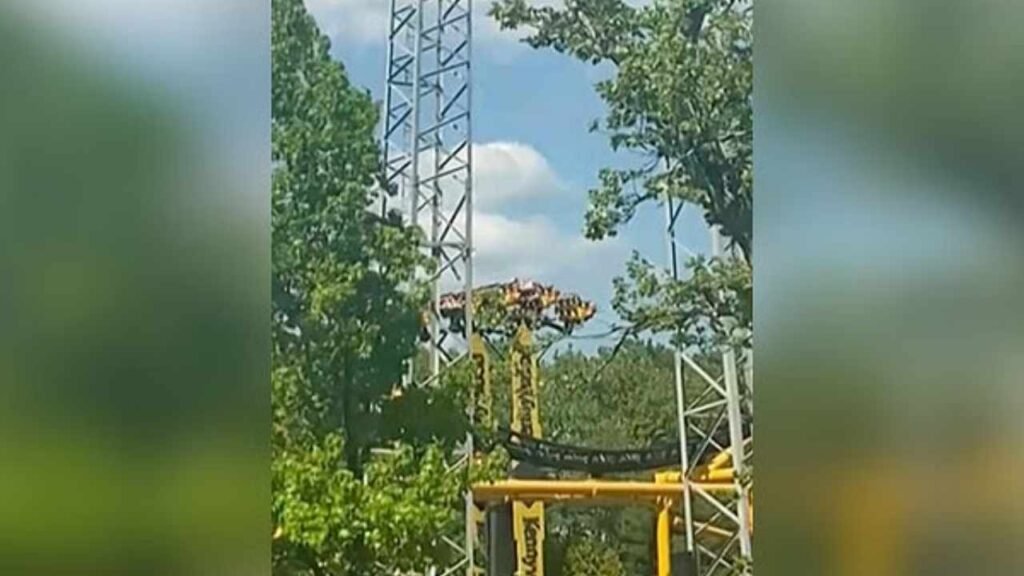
[379,0,753,573]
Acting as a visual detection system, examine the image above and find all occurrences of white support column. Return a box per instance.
[383,0,475,574]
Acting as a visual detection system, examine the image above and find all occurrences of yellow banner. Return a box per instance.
[513,501,545,576]
[509,325,541,438]
[470,334,493,430]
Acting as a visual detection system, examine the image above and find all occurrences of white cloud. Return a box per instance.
[406,141,561,213]
[470,141,626,297]
[306,0,387,46]
[389,140,624,320]
[400,139,625,309]
[473,142,563,209]
[474,212,621,286]
[464,141,607,289]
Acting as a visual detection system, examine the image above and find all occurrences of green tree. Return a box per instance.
[538,341,715,576]
[272,428,463,576]
[272,0,424,473]
[491,0,753,350]
[542,341,681,449]
[562,537,626,576]
[271,0,466,573]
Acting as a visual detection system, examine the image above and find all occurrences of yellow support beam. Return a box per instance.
[707,448,733,471]
[657,467,736,484]
[472,479,736,504]
[656,499,673,576]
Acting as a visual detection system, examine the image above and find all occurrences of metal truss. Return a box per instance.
[665,196,754,576]
[383,0,476,574]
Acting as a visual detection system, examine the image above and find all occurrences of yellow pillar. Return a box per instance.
[470,334,493,430]
[657,499,672,576]
[509,324,541,438]
[513,500,544,576]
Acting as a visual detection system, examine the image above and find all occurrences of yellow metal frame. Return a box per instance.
[656,498,672,576]
[473,479,735,503]
[473,323,752,576]
[507,325,546,575]
[472,473,745,576]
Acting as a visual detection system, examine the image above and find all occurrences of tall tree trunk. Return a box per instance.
[340,351,362,477]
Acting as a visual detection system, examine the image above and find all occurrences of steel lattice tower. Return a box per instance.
[383,0,476,575]
[665,198,754,576]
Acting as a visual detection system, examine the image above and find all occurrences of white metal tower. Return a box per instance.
[382,0,476,574]
[665,198,754,576]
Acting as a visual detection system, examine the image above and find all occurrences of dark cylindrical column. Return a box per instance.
[487,503,515,576]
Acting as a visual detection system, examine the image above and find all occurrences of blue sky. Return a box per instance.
[308,0,711,343]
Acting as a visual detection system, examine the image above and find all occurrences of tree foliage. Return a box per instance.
[562,537,626,576]
[272,0,426,472]
[613,254,752,349]
[542,341,681,449]
[273,433,463,576]
[491,0,753,349]
[271,0,466,573]
[535,341,718,576]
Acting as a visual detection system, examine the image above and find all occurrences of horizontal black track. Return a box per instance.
[475,428,707,474]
